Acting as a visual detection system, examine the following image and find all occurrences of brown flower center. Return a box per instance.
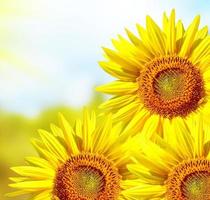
[53,154,121,200]
[138,56,205,118]
[166,158,210,200]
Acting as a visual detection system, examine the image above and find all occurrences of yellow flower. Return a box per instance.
[7,109,132,200]
[96,9,210,135]
[122,117,210,200]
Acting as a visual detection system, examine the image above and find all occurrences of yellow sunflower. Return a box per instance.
[7,109,132,200]
[122,116,210,200]
[96,9,210,135]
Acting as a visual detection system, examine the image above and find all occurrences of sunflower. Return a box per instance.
[122,116,210,200]
[96,9,210,135]
[7,109,132,200]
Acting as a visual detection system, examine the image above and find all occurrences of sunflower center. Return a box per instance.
[53,153,121,200]
[166,158,210,200]
[71,166,104,198]
[138,56,205,118]
[183,171,209,200]
[155,69,185,100]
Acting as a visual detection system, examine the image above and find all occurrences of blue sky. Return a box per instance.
[0,0,210,116]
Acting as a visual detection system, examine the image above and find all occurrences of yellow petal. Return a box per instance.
[58,113,80,155]
[179,15,200,57]
[168,9,176,53]
[96,81,138,95]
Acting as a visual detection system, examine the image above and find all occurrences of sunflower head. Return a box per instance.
[7,109,132,200]
[53,153,121,200]
[138,55,205,118]
[97,9,210,134]
[166,158,210,200]
[122,117,210,200]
